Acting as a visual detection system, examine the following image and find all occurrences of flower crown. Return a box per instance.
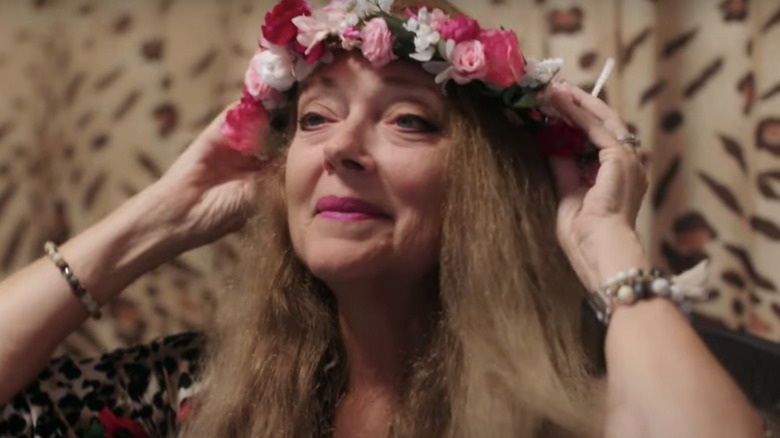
[221,0,586,157]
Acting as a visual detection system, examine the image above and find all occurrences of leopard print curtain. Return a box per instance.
[0,0,778,356]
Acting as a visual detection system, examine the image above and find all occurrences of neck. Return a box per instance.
[329,273,438,438]
[333,273,438,393]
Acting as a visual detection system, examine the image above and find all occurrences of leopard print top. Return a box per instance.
[2,329,779,437]
[0,332,204,438]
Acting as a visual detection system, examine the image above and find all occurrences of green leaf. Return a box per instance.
[83,418,106,438]
[381,13,415,54]
[512,93,538,109]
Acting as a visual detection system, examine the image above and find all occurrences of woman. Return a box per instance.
[0,0,763,437]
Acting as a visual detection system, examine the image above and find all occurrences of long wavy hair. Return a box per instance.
[183,1,604,436]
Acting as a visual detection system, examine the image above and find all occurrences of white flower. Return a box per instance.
[350,0,394,17]
[292,8,344,55]
[341,12,360,28]
[254,46,296,91]
[404,7,441,62]
[324,0,353,13]
[422,60,452,84]
[422,40,455,83]
[292,15,330,56]
[518,57,563,87]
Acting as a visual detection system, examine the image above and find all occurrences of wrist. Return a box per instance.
[55,194,176,305]
[96,185,189,281]
[577,226,650,290]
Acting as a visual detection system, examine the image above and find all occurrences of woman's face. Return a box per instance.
[285,53,449,288]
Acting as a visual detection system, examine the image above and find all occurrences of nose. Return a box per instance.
[322,116,376,174]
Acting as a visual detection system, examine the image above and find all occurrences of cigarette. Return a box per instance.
[591,58,615,97]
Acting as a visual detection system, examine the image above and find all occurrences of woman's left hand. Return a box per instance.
[543,82,649,291]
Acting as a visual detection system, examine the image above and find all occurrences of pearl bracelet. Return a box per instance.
[44,241,102,319]
[587,268,690,325]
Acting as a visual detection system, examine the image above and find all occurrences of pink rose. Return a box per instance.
[245,51,284,109]
[429,8,449,31]
[360,18,396,68]
[221,89,270,156]
[449,40,487,84]
[440,15,480,43]
[477,29,526,88]
[261,0,311,46]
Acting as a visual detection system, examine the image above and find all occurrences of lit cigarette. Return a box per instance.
[591,58,615,97]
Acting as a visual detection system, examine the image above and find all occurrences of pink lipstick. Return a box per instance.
[315,196,389,221]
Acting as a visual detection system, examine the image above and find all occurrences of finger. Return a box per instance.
[565,84,617,124]
[565,85,640,153]
[548,86,621,152]
[555,84,635,142]
[200,106,232,144]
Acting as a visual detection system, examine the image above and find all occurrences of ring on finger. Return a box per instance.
[616,133,641,149]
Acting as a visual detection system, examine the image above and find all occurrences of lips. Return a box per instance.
[315,196,390,220]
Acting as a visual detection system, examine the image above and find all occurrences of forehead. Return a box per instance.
[300,52,442,96]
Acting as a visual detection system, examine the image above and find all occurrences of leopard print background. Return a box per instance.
[0,0,778,356]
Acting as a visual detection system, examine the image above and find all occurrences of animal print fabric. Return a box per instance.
[0,0,778,361]
[0,332,204,437]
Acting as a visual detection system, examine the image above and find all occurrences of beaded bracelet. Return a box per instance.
[587,267,691,325]
[44,241,102,319]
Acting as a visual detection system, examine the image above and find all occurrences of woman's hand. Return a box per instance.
[141,107,266,255]
[543,82,649,291]
[543,85,764,438]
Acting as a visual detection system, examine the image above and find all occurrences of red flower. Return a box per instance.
[96,407,150,438]
[176,399,193,425]
[440,15,481,43]
[293,40,325,64]
[535,117,588,156]
[477,29,525,88]
[261,0,312,46]
[221,88,270,156]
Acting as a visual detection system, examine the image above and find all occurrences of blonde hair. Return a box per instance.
[183,1,604,437]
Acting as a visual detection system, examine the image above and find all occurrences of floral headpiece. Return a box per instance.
[221,0,585,157]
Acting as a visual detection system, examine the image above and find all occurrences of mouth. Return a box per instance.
[315,196,391,221]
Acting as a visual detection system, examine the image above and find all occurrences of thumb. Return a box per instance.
[198,106,232,147]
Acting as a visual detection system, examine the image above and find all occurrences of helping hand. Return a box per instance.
[144,107,266,253]
[543,82,649,291]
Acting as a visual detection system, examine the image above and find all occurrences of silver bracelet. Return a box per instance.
[44,241,102,319]
[587,268,689,325]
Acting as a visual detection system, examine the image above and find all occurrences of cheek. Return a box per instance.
[393,146,447,209]
[285,142,322,204]
[387,150,447,249]
[284,143,321,249]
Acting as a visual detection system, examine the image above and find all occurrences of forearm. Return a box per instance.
[604,299,762,438]
[593,232,762,438]
[0,184,180,404]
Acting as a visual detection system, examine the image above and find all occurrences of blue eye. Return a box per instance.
[298,112,327,130]
[394,114,439,133]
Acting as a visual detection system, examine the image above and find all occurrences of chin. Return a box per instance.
[298,240,391,286]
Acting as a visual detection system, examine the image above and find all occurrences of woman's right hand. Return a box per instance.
[0,106,267,406]
[141,107,266,254]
